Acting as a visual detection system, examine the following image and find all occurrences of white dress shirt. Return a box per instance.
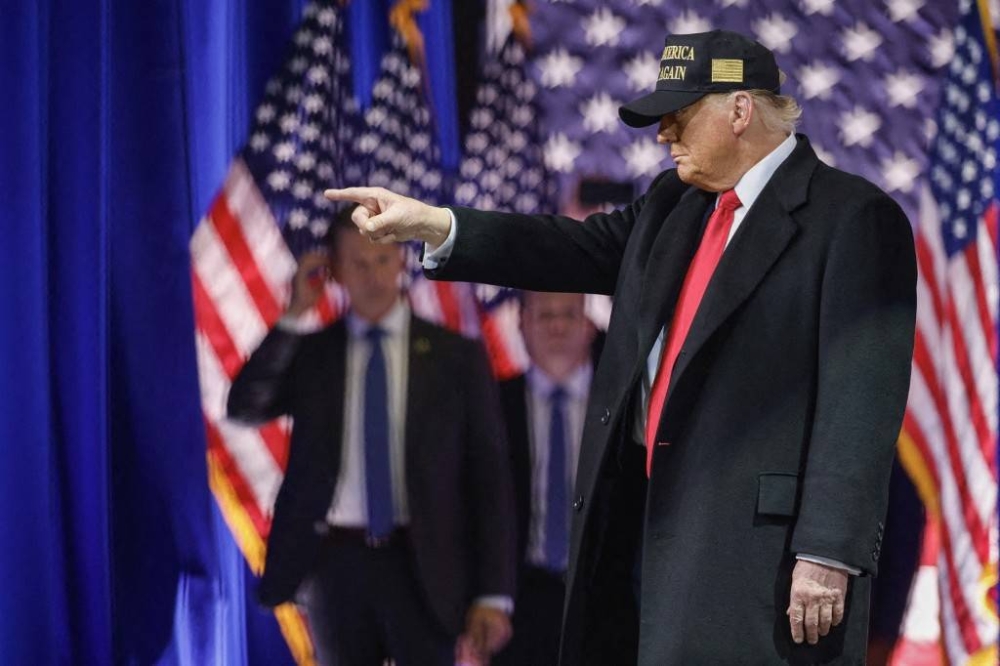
[326,300,411,527]
[524,363,592,570]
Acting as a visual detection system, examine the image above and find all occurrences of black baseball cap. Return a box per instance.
[619,30,781,128]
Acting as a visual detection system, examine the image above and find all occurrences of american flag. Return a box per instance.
[355,27,487,342]
[895,0,1000,661]
[456,29,557,379]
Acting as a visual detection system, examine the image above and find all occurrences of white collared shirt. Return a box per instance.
[325,299,411,527]
[524,363,592,570]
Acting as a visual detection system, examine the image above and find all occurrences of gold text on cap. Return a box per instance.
[658,65,687,81]
[660,45,696,61]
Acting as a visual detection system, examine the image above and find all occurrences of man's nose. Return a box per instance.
[657,115,676,144]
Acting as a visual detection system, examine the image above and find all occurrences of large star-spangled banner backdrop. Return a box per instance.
[189,0,998,663]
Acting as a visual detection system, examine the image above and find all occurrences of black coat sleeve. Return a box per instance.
[427,171,677,295]
[790,192,917,575]
[226,327,304,424]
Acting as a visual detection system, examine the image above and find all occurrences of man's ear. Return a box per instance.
[731,92,753,137]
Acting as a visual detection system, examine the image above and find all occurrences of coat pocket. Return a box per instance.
[756,472,800,517]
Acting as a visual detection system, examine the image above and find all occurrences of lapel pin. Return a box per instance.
[414,337,431,354]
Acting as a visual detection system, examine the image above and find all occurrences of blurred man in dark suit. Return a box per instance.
[493,291,596,666]
[227,209,516,666]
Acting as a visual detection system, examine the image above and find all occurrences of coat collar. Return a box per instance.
[648,136,820,439]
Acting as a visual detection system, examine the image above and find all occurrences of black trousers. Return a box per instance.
[303,530,454,666]
[493,566,566,666]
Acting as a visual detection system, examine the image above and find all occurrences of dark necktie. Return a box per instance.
[544,386,568,571]
[645,189,742,476]
[364,326,393,540]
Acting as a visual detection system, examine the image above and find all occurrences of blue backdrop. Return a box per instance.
[0,0,463,663]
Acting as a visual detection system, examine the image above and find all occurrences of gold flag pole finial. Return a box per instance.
[390,0,429,68]
[510,2,533,50]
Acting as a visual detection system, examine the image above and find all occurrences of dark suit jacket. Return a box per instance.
[498,374,533,565]
[227,314,517,636]
[428,135,917,664]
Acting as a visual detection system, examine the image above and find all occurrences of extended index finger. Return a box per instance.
[323,187,382,204]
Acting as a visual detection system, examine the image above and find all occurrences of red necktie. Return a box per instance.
[645,189,742,476]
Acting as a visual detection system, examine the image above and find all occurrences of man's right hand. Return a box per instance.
[286,251,331,318]
[324,187,452,247]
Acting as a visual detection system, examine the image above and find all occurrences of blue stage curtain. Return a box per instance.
[0,0,461,663]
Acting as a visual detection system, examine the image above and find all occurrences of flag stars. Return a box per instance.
[280,114,300,134]
[309,219,329,238]
[812,143,837,166]
[312,36,333,56]
[977,82,993,104]
[582,8,626,47]
[799,0,835,15]
[293,181,312,200]
[581,93,621,133]
[544,133,582,172]
[961,63,978,86]
[317,8,336,27]
[987,120,1000,142]
[797,61,840,100]
[288,209,309,229]
[537,48,584,88]
[267,170,292,191]
[624,52,660,92]
[295,152,317,171]
[250,133,270,152]
[880,152,921,192]
[960,160,979,183]
[753,14,798,53]
[303,94,324,114]
[273,141,296,162]
[300,123,321,143]
[717,0,749,8]
[670,11,712,35]
[956,188,972,212]
[928,29,955,68]
[307,66,330,85]
[841,22,883,61]
[256,104,277,124]
[623,139,665,178]
[295,30,313,47]
[884,70,924,107]
[885,0,924,23]
[839,106,882,147]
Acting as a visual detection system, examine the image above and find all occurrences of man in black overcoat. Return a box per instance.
[326,30,917,666]
[227,212,516,665]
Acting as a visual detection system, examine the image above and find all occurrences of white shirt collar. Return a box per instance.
[527,362,593,401]
[730,133,797,211]
[346,298,409,338]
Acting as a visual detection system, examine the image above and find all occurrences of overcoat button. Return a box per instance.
[600,408,610,425]
[573,496,584,512]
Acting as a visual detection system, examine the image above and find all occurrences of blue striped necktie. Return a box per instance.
[364,326,393,540]
[545,386,568,571]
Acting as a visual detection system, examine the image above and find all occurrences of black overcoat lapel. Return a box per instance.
[635,188,715,363]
